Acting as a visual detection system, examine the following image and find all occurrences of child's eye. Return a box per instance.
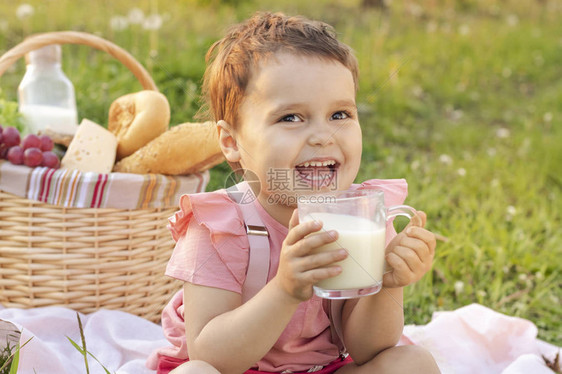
[279,114,302,122]
[331,111,350,120]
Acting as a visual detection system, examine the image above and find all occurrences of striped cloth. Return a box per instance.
[0,160,209,209]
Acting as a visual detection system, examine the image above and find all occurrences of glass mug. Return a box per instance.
[298,189,417,299]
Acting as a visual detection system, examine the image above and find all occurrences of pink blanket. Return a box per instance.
[0,303,559,373]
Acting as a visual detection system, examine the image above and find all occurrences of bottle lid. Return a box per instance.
[25,44,62,65]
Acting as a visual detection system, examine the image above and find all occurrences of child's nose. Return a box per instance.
[307,120,335,146]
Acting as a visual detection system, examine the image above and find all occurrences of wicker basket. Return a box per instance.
[0,32,191,323]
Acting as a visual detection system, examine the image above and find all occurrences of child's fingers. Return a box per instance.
[284,219,323,246]
[406,226,436,255]
[406,211,424,228]
[302,265,343,284]
[417,211,427,227]
[406,211,426,229]
[384,252,415,286]
[398,236,431,261]
[291,229,339,258]
[298,248,347,273]
[288,209,299,231]
[391,245,426,275]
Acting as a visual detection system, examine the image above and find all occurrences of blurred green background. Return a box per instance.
[0,0,560,345]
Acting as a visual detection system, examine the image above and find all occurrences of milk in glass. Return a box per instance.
[302,212,386,290]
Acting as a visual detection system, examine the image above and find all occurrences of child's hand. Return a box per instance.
[383,211,436,288]
[274,210,348,303]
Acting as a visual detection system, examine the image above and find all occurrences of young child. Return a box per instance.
[147,12,440,374]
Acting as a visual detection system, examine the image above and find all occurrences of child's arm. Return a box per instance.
[182,210,346,374]
[341,211,436,364]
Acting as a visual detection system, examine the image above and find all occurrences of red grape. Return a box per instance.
[39,135,54,151]
[7,146,24,165]
[23,147,43,167]
[3,127,21,148]
[41,151,60,169]
[22,134,41,150]
[0,132,3,145]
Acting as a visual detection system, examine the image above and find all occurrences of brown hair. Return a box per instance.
[200,11,359,131]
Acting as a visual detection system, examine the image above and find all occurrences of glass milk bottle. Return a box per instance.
[18,44,78,136]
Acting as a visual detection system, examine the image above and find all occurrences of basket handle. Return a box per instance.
[0,31,158,91]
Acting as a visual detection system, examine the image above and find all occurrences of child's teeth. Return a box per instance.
[298,160,336,167]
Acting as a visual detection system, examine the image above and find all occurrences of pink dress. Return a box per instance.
[146,179,408,373]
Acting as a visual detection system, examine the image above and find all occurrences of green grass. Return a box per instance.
[0,0,560,345]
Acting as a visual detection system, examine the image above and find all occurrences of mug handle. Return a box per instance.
[386,205,417,221]
[383,205,418,274]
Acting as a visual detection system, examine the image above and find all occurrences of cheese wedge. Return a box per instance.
[61,119,117,174]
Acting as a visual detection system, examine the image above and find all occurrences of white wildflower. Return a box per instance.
[513,301,526,311]
[543,112,553,123]
[143,13,163,30]
[110,16,129,31]
[16,4,34,19]
[450,109,463,121]
[411,85,424,98]
[535,271,544,280]
[506,14,519,26]
[487,148,497,157]
[407,3,423,18]
[506,205,516,221]
[426,21,438,33]
[128,8,145,24]
[411,160,421,171]
[457,168,466,177]
[518,273,528,282]
[458,24,470,36]
[496,128,510,138]
[476,290,487,298]
[454,281,464,295]
[439,154,453,166]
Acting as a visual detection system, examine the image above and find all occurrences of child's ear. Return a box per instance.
[217,120,241,163]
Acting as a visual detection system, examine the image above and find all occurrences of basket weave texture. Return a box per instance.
[0,191,182,322]
[0,32,197,323]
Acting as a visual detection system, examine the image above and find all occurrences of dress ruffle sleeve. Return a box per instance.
[166,190,250,291]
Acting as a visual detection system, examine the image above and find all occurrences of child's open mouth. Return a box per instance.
[294,159,339,190]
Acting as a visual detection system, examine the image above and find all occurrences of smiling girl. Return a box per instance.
[148,12,440,374]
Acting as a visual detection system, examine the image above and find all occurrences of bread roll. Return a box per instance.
[113,121,225,175]
[108,90,170,160]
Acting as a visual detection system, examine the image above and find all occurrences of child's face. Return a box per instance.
[226,52,362,211]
